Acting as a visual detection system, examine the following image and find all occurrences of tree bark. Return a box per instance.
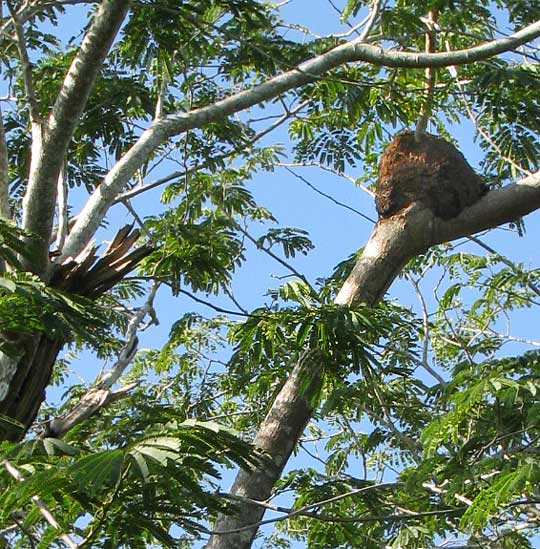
[206,205,433,548]
[0,335,62,440]
[0,227,150,441]
[21,0,130,275]
[206,177,540,547]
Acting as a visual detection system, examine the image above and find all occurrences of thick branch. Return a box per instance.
[21,0,130,275]
[433,170,540,242]
[336,172,540,305]
[61,20,540,260]
[335,206,432,305]
[206,349,327,548]
[206,205,430,548]
[207,172,540,547]
[54,165,68,251]
[0,105,10,218]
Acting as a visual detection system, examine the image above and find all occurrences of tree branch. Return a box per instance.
[282,166,376,223]
[114,100,308,203]
[45,283,159,438]
[207,169,540,548]
[433,170,540,243]
[0,104,10,219]
[213,482,399,534]
[7,0,41,127]
[54,164,68,251]
[336,173,540,305]
[61,20,540,260]
[21,0,130,275]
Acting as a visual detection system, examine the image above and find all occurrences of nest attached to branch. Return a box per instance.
[375,132,485,220]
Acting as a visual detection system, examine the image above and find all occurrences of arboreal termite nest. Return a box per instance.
[375,131,486,220]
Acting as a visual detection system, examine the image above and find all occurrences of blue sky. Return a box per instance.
[35,1,540,546]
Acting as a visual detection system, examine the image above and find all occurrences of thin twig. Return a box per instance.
[405,272,446,385]
[7,0,41,126]
[445,40,532,177]
[213,483,462,535]
[415,9,438,141]
[236,223,315,291]
[278,161,375,197]
[283,166,376,224]
[357,0,383,41]
[115,100,308,203]
[468,235,540,299]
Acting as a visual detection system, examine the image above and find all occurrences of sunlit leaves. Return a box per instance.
[0,421,258,544]
[229,294,405,380]
[0,272,115,353]
[256,227,314,258]
[142,210,245,294]
[0,216,38,269]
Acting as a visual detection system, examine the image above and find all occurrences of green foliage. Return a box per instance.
[0,272,115,350]
[0,421,259,546]
[3,0,540,547]
[0,220,116,353]
[256,227,314,258]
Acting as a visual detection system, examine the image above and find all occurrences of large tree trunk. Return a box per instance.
[0,227,150,441]
[0,335,62,440]
[206,205,433,548]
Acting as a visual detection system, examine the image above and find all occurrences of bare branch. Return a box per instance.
[444,40,532,177]
[45,283,159,437]
[415,9,438,141]
[213,482,399,534]
[283,166,376,223]
[337,172,540,306]
[434,170,540,242]
[468,235,540,299]
[62,20,540,260]
[213,488,463,535]
[278,161,375,197]
[405,272,446,386]
[7,0,41,127]
[357,0,382,41]
[236,224,314,290]
[113,100,308,204]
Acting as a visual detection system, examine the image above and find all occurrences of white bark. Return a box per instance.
[45,283,158,437]
[21,0,130,275]
[54,165,68,251]
[61,20,540,261]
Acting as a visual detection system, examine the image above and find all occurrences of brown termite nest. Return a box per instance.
[375,131,486,220]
